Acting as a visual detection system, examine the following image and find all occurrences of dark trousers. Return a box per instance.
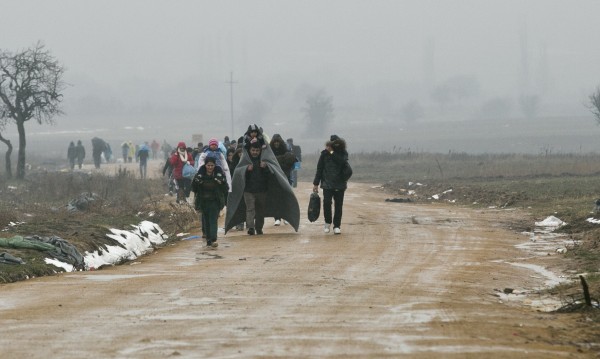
[323,188,345,228]
[139,160,147,179]
[176,178,192,201]
[200,201,220,243]
[92,152,102,168]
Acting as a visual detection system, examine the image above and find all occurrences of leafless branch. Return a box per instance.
[589,87,600,125]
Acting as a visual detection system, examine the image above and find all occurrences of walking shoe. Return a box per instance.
[247,228,255,235]
[333,227,341,234]
[210,241,218,248]
[324,224,331,233]
[274,219,281,226]
[256,229,263,235]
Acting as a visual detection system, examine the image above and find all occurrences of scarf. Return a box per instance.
[178,148,188,163]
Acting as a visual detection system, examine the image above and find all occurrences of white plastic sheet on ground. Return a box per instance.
[81,221,168,270]
[534,215,565,227]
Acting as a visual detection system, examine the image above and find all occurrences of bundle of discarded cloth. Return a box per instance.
[0,235,84,269]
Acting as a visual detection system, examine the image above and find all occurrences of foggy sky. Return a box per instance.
[2,0,600,153]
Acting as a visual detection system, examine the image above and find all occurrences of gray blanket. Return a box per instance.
[225,145,300,233]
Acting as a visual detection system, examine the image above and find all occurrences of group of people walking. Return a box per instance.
[67,140,86,169]
[168,125,351,249]
[67,137,107,169]
[67,126,351,249]
[68,138,169,179]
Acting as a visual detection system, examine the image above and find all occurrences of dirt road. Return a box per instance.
[0,181,589,358]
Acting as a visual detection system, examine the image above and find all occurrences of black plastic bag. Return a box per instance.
[308,192,321,222]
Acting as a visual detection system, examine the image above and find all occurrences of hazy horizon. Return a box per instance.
[2,0,600,155]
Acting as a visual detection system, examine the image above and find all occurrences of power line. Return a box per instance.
[225,72,238,139]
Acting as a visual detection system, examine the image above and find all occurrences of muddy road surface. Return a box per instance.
[0,181,588,358]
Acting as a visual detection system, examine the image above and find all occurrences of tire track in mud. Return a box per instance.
[0,182,587,358]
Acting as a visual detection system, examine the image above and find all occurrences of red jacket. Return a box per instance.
[170,142,194,180]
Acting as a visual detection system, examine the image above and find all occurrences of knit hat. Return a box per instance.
[208,138,218,147]
[177,141,186,149]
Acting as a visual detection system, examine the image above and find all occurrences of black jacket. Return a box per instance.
[313,137,349,190]
[192,165,229,210]
[270,134,296,179]
[245,155,270,193]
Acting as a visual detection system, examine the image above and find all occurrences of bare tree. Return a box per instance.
[0,42,66,179]
[0,90,13,178]
[589,87,600,125]
[0,135,13,178]
[302,89,334,136]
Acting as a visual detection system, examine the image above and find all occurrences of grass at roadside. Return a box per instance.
[300,151,600,220]
[0,167,198,282]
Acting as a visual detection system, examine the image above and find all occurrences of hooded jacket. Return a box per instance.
[170,141,195,180]
[243,124,266,150]
[313,136,349,190]
[270,134,296,179]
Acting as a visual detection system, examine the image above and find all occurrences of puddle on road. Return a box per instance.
[496,223,574,312]
[506,262,565,287]
[68,274,154,282]
[516,231,572,256]
[196,252,223,260]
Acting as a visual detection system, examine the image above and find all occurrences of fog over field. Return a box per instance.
[2,0,600,157]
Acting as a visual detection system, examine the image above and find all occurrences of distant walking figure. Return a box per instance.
[121,141,129,163]
[67,141,76,170]
[137,142,151,179]
[75,140,85,169]
[91,137,107,169]
[313,135,351,235]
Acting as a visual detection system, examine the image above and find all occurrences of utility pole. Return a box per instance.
[226,72,238,139]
